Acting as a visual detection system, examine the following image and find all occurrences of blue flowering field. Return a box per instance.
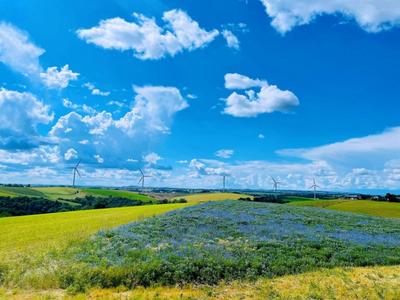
[57,200,400,291]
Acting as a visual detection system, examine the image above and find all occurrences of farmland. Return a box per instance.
[291,199,400,218]
[0,203,191,259]
[175,192,252,202]
[0,186,157,202]
[2,200,397,293]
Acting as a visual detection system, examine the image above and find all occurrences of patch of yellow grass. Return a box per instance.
[291,200,400,218]
[2,265,399,299]
[0,203,191,260]
[31,187,88,200]
[177,192,252,203]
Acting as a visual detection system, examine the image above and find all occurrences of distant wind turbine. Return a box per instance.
[271,176,281,192]
[72,160,81,188]
[138,168,151,189]
[310,177,320,200]
[222,174,226,191]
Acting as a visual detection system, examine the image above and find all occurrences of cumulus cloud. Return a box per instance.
[223,73,299,117]
[0,89,53,149]
[0,22,45,76]
[222,30,240,49]
[215,149,234,159]
[144,152,162,165]
[258,133,265,139]
[40,65,79,89]
[64,148,78,161]
[116,85,188,135]
[76,9,220,60]
[50,85,188,165]
[83,82,110,96]
[260,0,400,34]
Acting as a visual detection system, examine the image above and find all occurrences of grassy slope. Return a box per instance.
[291,199,400,218]
[177,192,252,203]
[0,187,45,197]
[31,187,88,200]
[0,203,191,260]
[82,188,155,202]
[1,266,399,300]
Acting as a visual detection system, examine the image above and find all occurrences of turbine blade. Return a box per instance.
[138,177,143,184]
[139,168,144,176]
[76,168,81,177]
[76,159,81,168]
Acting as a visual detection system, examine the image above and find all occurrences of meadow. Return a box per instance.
[1,265,399,299]
[176,192,252,202]
[0,203,191,260]
[0,186,157,202]
[10,200,397,293]
[291,199,400,218]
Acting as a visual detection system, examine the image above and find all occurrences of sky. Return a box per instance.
[0,0,400,193]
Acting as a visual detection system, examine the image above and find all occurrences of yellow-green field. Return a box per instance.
[290,199,400,218]
[31,187,88,200]
[176,192,252,203]
[81,188,155,201]
[1,265,399,299]
[0,203,191,259]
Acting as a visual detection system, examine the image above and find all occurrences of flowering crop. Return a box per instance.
[58,201,400,290]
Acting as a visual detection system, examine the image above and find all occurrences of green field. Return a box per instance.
[176,192,252,203]
[0,186,157,203]
[0,186,46,198]
[0,203,191,260]
[290,199,400,218]
[82,188,155,202]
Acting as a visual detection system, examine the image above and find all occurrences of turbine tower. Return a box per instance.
[310,177,319,200]
[271,176,280,192]
[222,174,226,191]
[72,160,81,188]
[138,168,151,189]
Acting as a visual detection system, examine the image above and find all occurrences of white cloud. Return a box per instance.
[144,152,162,165]
[40,65,79,89]
[258,133,265,139]
[63,98,97,115]
[116,85,188,135]
[278,127,400,170]
[64,148,78,161]
[107,100,125,107]
[260,0,400,34]
[222,30,240,49]
[224,73,266,90]
[223,73,299,117]
[94,154,104,163]
[83,82,110,96]
[0,22,45,76]
[77,9,220,60]
[215,149,234,159]
[50,85,188,166]
[0,88,53,149]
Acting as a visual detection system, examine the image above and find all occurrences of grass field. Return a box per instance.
[2,265,398,299]
[176,192,252,203]
[0,186,46,198]
[82,188,155,202]
[291,199,400,218]
[0,203,191,260]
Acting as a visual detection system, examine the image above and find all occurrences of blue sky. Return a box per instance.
[1,0,400,192]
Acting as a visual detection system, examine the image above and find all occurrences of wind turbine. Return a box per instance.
[310,177,320,200]
[222,174,226,191]
[72,160,81,188]
[138,168,151,189]
[271,176,280,192]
